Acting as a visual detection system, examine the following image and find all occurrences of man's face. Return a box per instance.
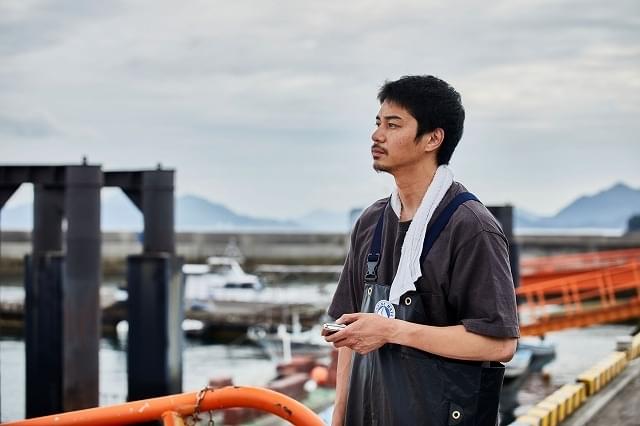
[371,100,429,174]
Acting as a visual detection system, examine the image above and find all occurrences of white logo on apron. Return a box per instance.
[374,300,396,319]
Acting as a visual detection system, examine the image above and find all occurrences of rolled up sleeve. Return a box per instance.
[448,230,520,338]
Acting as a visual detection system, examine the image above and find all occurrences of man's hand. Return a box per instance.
[323,313,396,355]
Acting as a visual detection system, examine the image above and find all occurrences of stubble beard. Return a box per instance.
[373,162,392,174]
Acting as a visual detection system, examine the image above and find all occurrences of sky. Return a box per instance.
[1,0,639,219]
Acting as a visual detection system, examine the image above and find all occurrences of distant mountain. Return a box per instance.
[2,183,637,232]
[514,208,542,228]
[102,191,143,230]
[176,195,297,231]
[0,192,303,231]
[0,191,146,231]
[515,182,640,230]
[542,183,640,228]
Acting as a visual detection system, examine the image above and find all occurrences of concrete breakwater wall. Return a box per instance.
[0,231,348,275]
[511,331,640,426]
[1,230,640,275]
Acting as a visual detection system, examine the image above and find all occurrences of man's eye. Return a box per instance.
[375,122,381,127]
[388,123,398,129]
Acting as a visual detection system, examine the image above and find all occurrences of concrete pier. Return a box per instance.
[3,231,640,276]
[513,331,640,426]
[563,358,640,426]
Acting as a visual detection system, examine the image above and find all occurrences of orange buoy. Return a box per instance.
[310,365,329,385]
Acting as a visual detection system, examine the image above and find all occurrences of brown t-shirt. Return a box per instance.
[328,182,520,339]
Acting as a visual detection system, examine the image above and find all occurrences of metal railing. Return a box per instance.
[1,385,325,426]
[520,248,640,280]
[517,261,640,335]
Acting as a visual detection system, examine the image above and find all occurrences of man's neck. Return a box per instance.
[394,162,438,221]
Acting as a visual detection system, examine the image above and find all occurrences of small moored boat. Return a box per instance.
[183,257,264,305]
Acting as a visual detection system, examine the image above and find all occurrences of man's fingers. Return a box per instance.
[324,327,347,343]
[324,332,337,342]
[332,340,346,349]
[337,313,360,324]
[326,329,352,345]
[331,335,353,349]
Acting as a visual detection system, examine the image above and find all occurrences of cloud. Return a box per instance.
[0,111,62,138]
[0,0,638,217]
[0,0,123,56]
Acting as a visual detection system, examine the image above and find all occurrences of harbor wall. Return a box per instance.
[511,331,640,426]
[2,230,640,275]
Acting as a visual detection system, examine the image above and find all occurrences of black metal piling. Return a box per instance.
[62,165,102,411]
[488,205,520,287]
[1,164,182,418]
[106,169,182,401]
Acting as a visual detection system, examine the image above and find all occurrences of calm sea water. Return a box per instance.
[0,279,337,422]
[0,338,281,421]
[3,325,635,422]
[1,279,637,422]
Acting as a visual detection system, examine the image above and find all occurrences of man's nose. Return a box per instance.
[372,127,384,143]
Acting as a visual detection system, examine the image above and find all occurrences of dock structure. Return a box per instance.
[509,248,640,425]
[517,249,640,336]
[0,164,183,417]
[3,166,640,423]
[510,331,640,426]
[1,288,328,342]
[1,165,102,417]
[105,169,182,402]
[3,232,640,278]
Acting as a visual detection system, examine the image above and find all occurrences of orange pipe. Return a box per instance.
[2,386,324,426]
[161,411,185,426]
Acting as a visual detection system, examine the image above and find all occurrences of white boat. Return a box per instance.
[183,257,264,304]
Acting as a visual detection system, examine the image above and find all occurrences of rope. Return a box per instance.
[189,385,216,425]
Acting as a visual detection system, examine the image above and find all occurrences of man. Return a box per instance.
[324,75,519,426]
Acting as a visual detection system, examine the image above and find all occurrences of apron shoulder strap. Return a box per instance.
[420,192,479,263]
[364,192,480,282]
[365,198,390,282]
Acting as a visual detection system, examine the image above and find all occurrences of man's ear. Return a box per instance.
[421,128,444,153]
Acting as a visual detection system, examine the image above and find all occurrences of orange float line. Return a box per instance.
[538,279,638,302]
[521,269,601,287]
[521,248,640,278]
[517,263,640,297]
[520,299,640,336]
[2,386,324,426]
[521,248,640,272]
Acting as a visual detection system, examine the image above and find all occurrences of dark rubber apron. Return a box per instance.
[344,193,505,426]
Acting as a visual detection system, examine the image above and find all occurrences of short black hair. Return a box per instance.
[377,75,465,165]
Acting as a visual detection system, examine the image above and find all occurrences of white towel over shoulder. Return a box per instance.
[388,165,454,304]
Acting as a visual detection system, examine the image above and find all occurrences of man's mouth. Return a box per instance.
[371,146,386,157]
